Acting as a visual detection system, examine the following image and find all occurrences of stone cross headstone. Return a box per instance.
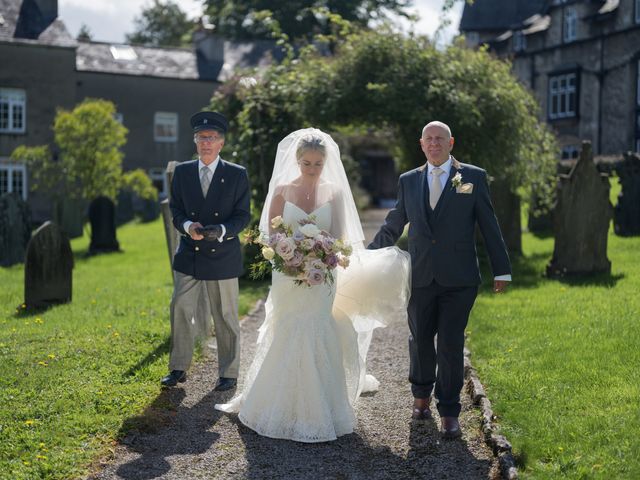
[88,196,120,255]
[547,141,612,277]
[0,193,32,267]
[24,221,73,309]
[613,152,640,236]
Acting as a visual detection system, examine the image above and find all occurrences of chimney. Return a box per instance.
[15,0,58,39]
[193,16,224,64]
[33,0,58,22]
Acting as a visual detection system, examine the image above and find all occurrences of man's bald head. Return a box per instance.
[421,121,452,139]
[420,121,455,167]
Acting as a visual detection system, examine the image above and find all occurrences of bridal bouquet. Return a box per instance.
[247,215,352,287]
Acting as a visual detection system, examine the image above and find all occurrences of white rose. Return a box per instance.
[261,246,275,260]
[271,215,283,229]
[299,223,321,237]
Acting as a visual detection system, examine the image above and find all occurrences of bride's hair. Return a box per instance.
[296,134,326,161]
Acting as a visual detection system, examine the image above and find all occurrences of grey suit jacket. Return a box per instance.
[369,157,511,288]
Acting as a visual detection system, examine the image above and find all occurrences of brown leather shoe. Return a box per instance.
[411,397,432,421]
[440,416,462,439]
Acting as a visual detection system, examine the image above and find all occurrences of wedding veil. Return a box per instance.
[258,128,365,247]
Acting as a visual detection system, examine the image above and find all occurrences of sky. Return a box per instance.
[59,0,464,45]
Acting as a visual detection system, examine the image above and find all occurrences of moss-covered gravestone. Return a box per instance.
[547,142,612,277]
[0,193,31,267]
[24,221,73,309]
[613,152,640,237]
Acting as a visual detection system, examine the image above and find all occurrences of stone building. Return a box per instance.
[1,0,277,222]
[460,0,640,159]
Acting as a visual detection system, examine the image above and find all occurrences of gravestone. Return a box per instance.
[58,197,85,239]
[0,193,32,267]
[88,196,120,255]
[547,141,612,277]
[161,161,180,274]
[613,152,640,236]
[490,179,522,255]
[136,197,160,223]
[115,190,135,226]
[24,221,73,309]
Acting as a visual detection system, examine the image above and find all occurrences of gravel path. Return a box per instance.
[92,298,499,480]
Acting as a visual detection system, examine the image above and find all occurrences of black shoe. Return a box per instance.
[161,370,187,387]
[214,377,237,391]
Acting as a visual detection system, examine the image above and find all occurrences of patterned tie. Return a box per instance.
[429,167,444,210]
[200,166,211,196]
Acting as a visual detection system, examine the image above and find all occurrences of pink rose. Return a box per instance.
[325,253,338,268]
[306,268,324,286]
[275,238,296,260]
[285,250,304,267]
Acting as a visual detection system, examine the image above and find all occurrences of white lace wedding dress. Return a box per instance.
[215,201,410,442]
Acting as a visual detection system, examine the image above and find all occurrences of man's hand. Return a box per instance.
[189,222,204,240]
[201,225,223,241]
[493,280,509,294]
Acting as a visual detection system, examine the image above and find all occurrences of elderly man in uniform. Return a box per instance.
[162,111,251,391]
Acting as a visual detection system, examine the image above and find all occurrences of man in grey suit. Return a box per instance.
[369,121,511,438]
[161,111,251,391]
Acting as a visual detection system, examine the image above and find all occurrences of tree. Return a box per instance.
[77,23,93,42]
[126,0,194,47]
[11,99,156,218]
[203,0,413,41]
[210,27,557,252]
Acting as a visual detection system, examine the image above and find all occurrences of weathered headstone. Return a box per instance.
[24,221,73,309]
[547,141,612,277]
[88,196,120,255]
[136,197,160,223]
[613,152,640,236]
[115,190,135,226]
[490,179,522,255]
[58,197,85,239]
[161,161,180,274]
[0,193,32,267]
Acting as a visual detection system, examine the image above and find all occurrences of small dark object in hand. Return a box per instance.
[195,224,222,241]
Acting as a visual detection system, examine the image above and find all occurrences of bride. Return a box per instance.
[215,128,411,442]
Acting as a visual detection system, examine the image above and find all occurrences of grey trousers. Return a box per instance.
[169,271,240,378]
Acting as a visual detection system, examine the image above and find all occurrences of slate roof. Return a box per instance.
[76,39,282,82]
[0,0,76,47]
[459,0,547,32]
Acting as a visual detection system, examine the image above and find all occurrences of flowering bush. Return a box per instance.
[247,215,352,287]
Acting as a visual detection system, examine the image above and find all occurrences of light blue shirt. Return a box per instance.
[183,156,226,242]
[427,156,511,282]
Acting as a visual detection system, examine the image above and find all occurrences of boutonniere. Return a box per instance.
[451,172,463,189]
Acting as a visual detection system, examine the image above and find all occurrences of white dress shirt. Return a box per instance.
[183,156,226,242]
[427,156,511,282]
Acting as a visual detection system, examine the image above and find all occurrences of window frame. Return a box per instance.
[0,161,28,200]
[0,88,27,134]
[513,31,526,53]
[153,112,178,143]
[548,71,579,120]
[563,7,578,43]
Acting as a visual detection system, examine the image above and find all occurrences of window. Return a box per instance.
[513,31,526,52]
[149,168,168,197]
[0,88,26,134]
[154,112,178,142]
[110,45,137,61]
[636,0,640,24]
[114,112,124,124]
[561,145,579,160]
[549,72,577,119]
[563,8,577,43]
[0,162,28,200]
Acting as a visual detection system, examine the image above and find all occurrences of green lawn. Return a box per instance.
[470,206,640,477]
[0,218,268,480]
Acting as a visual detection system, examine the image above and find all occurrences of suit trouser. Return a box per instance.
[408,281,478,417]
[169,271,240,378]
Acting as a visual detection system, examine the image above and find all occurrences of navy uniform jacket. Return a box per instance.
[170,158,251,280]
[369,157,511,288]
